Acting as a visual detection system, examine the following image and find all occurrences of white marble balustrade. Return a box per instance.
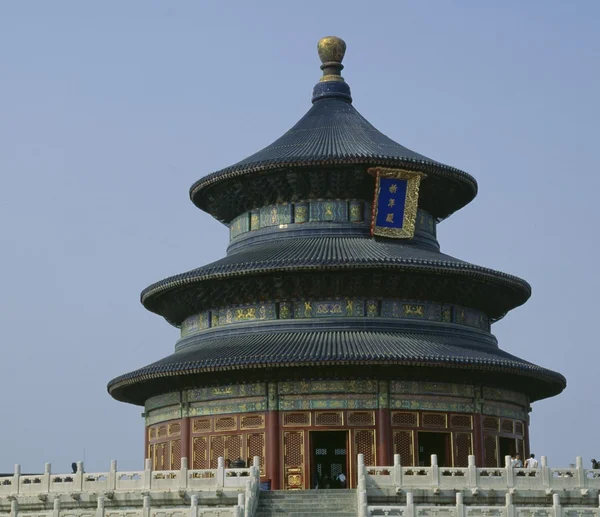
[366,492,600,517]
[0,457,261,517]
[360,454,600,492]
[0,457,259,497]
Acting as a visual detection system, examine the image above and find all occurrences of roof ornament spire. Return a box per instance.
[317,36,346,82]
[312,36,352,104]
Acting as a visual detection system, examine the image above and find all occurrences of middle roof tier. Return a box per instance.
[141,235,531,325]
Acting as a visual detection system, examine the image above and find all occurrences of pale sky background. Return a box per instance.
[1,1,598,474]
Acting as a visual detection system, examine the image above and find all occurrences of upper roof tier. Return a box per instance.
[190,37,477,223]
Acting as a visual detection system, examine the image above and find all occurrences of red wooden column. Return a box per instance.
[473,414,484,466]
[266,382,280,489]
[376,409,392,466]
[376,381,392,466]
[144,423,149,461]
[524,416,531,459]
[266,411,280,488]
[181,417,191,466]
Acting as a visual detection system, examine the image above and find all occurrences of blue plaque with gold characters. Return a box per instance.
[369,167,424,239]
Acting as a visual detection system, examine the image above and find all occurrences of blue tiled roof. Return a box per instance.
[189,97,477,212]
[107,329,566,404]
[140,237,531,320]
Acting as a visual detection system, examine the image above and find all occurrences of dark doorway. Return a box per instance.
[417,432,451,467]
[499,437,516,465]
[310,431,348,489]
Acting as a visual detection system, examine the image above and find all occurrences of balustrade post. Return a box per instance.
[405,492,415,517]
[217,457,225,488]
[253,456,260,470]
[505,492,515,517]
[76,462,84,491]
[96,496,105,517]
[10,500,18,517]
[144,458,153,490]
[393,454,402,488]
[109,460,118,491]
[233,507,242,517]
[180,457,189,490]
[13,464,21,495]
[244,480,252,517]
[52,498,60,517]
[143,495,151,517]
[431,454,439,487]
[467,455,477,488]
[504,456,514,488]
[456,493,465,517]
[552,493,562,517]
[541,456,550,488]
[190,495,198,517]
[576,456,585,488]
[43,463,52,493]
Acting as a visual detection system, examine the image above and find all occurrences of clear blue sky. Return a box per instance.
[1,1,598,473]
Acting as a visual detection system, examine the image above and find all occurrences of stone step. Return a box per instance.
[259,496,356,499]
[256,513,356,517]
[257,507,356,511]
[258,503,356,507]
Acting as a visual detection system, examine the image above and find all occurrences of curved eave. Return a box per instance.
[190,158,477,223]
[188,97,478,221]
[107,331,565,406]
[139,238,531,322]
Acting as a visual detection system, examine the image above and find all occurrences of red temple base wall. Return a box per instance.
[146,409,527,489]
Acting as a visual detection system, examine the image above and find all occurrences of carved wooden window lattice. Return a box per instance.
[517,438,525,459]
[149,428,156,440]
[450,415,472,429]
[454,433,472,467]
[157,425,168,438]
[192,437,208,469]
[283,431,304,490]
[514,421,524,435]
[501,419,514,434]
[154,442,168,470]
[354,429,375,466]
[193,418,212,433]
[241,414,265,429]
[348,411,375,426]
[283,412,311,427]
[392,412,418,427]
[422,413,447,428]
[210,436,225,468]
[168,423,181,436]
[247,433,265,475]
[393,430,414,466]
[170,439,182,469]
[483,417,499,431]
[227,434,242,462]
[315,411,343,426]
[484,435,498,467]
[215,416,237,432]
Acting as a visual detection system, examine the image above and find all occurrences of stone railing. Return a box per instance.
[359,454,600,493]
[0,457,261,517]
[367,492,600,517]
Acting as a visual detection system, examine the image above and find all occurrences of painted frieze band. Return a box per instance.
[180,298,490,338]
[144,381,528,425]
[228,200,436,241]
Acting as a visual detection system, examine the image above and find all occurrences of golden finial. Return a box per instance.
[317,36,346,82]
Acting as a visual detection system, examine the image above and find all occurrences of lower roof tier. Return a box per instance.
[107,325,565,406]
[141,237,531,324]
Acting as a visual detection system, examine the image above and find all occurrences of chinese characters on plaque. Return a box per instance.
[369,167,424,239]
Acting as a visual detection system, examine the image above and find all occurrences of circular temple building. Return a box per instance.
[108,37,565,490]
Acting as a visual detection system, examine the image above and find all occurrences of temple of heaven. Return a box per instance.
[108,36,566,490]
